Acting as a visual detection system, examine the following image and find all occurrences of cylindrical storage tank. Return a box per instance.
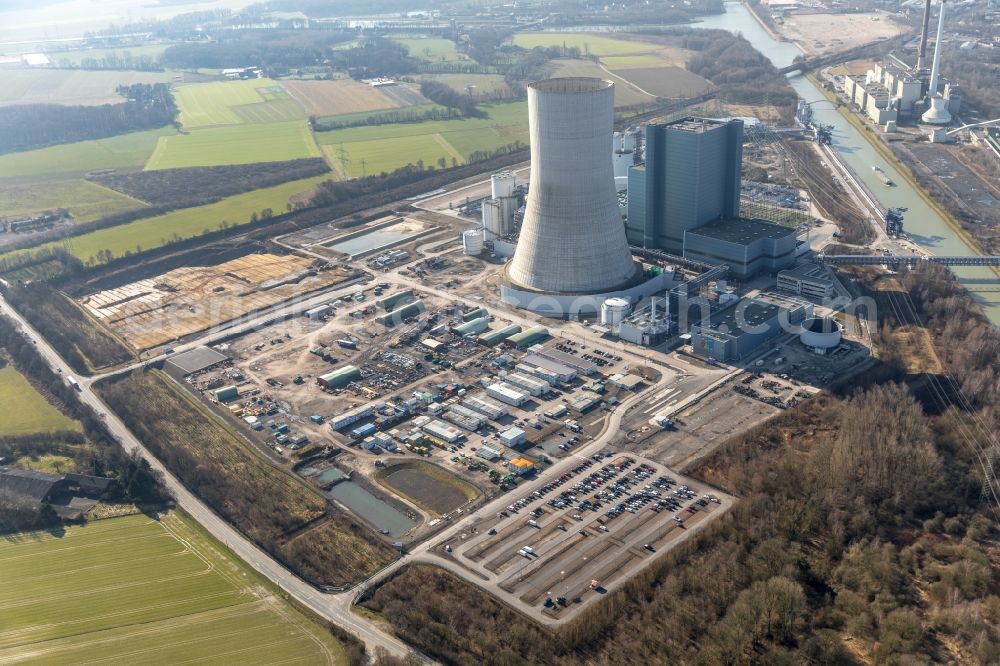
[507,78,639,295]
[601,297,631,326]
[612,150,634,180]
[482,199,504,239]
[799,317,842,350]
[462,228,484,255]
[491,171,516,199]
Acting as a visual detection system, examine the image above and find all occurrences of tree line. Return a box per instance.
[0,83,176,155]
[312,106,467,132]
[161,29,355,76]
[0,316,165,533]
[418,80,485,117]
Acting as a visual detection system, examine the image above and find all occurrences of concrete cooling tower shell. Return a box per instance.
[506,78,639,294]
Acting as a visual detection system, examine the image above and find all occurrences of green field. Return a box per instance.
[315,103,446,126]
[420,73,512,98]
[145,120,321,170]
[317,102,527,178]
[173,78,304,129]
[0,179,147,225]
[5,175,328,263]
[513,32,653,56]
[0,127,174,180]
[394,36,462,61]
[0,512,345,665]
[0,365,80,436]
[601,54,675,68]
[0,68,173,107]
[548,59,654,107]
[46,44,170,67]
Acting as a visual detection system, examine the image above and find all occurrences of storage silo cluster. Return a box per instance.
[482,171,519,240]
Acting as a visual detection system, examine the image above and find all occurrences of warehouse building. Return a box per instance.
[329,402,384,430]
[317,365,360,389]
[515,362,561,386]
[453,317,490,337]
[689,294,811,362]
[444,405,485,431]
[376,290,415,311]
[422,419,464,444]
[463,395,508,419]
[519,353,578,382]
[506,326,549,349]
[376,299,425,326]
[478,324,522,347]
[164,346,228,377]
[487,382,530,407]
[215,385,239,402]
[463,307,489,321]
[527,345,598,375]
[682,217,797,279]
[500,427,526,447]
[503,372,550,397]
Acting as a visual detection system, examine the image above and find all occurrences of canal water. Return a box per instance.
[695,3,1000,323]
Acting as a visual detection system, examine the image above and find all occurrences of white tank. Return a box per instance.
[601,297,631,326]
[463,228,484,255]
[491,171,516,199]
[482,199,504,239]
[799,317,842,350]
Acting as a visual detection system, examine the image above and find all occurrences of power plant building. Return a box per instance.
[682,217,797,279]
[627,117,744,253]
[689,294,811,362]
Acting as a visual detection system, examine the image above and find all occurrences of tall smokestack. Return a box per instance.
[916,0,932,70]
[921,0,952,125]
[505,78,639,296]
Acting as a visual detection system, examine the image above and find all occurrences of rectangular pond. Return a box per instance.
[328,481,417,537]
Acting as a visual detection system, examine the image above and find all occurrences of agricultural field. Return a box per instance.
[513,32,653,56]
[393,36,463,61]
[0,126,174,180]
[317,101,527,178]
[547,59,653,107]
[144,120,321,170]
[173,78,305,129]
[0,365,80,436]
[0,179,147,225]
[0,68,173,107]
[282,78,401,117]
[420,73,514,99]
[4,174,328,263]
[610,66,714,98]
[0,512,346,665]
[46,43,171,67]
[315,103,445,126]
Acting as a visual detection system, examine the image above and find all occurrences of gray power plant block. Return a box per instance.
[506,78,639,295]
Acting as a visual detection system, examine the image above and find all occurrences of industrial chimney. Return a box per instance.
[505,78,639,296]
[916,0,932,70]
[921,0,952,125]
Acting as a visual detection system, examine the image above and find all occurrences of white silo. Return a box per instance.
[506,78,639,295]
[799,317,842,351]
[482,199,504,239]
[462,228,484,255]
[601,297,631,326]
[491,171,516,199]
[612,149,635,180]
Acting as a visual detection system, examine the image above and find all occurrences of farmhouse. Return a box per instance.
[0,468,114,520]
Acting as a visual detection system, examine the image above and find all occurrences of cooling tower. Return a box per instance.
[506,78,639,294]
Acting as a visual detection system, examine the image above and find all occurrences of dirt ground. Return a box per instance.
[379,462,478,515]
[79,252,357,351]
[281,79,401,117]
[779,12,906,56]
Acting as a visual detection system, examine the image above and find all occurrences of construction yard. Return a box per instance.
[78,252,359,351]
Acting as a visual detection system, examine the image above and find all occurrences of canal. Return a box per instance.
[696,3,1000,323]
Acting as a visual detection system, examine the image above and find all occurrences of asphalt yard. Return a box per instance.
[444,454,732,622]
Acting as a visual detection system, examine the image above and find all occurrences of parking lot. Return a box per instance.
[443,454,732,622]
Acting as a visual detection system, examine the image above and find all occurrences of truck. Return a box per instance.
[66,376,81,391]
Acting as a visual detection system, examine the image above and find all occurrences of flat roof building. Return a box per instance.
[164,346,228,377]
[777,262,837,301]
[627,117,744,253]
[463,395,508,419]
[689,294,811,362]
[500,427,526,447]
[683,217,797,279]
[486,382,530,407]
